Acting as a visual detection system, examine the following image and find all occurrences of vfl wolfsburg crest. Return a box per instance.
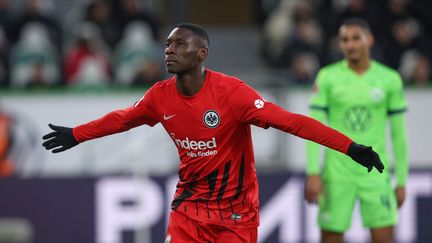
[203,110,220,128]
[370,88,384,102]
[344,106,371,132]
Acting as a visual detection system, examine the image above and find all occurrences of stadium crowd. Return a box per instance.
[0,0,430,89]
[260,0,432,86]
[0,0,164,89]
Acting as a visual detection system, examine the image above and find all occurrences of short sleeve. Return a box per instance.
[388,72,407,114]
[310,70,329,111]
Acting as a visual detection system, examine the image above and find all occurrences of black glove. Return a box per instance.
[347,142,384,173]
[42,124,78,153]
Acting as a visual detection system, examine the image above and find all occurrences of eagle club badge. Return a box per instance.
[203,110,220,128]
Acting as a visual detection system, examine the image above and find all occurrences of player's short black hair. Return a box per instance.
[176,23,210,47]
[340,18,371,32]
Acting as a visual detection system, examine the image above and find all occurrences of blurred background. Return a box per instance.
[0,0,431,242]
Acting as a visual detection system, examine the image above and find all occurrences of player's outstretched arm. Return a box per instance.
[347,142,384,173]
[262,104,385,173]
[42,124,78,153]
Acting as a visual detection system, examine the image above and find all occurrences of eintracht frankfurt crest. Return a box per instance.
[203,110,220,128]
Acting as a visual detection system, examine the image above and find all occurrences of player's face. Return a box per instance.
[339,25,373,63]
[165,27,207,74]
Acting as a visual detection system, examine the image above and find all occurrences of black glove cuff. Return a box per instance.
[348,142,363,158]
[348,142,373,157]
[65,128,79,147]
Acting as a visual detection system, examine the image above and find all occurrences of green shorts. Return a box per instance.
[318,181,397,232]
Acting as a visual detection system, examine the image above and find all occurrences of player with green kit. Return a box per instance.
[305,18,408,243]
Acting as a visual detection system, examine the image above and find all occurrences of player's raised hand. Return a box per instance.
[42,124,78,153]
[347,142,384,173]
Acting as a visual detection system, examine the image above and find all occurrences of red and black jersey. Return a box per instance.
[73,69,353,227]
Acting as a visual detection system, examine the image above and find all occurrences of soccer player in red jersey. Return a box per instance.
[43,23,384,243]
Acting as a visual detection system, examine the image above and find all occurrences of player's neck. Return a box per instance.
[176,66,206,96]
[348,58,371,75]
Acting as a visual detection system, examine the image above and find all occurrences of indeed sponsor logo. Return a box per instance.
[170,133,217,150]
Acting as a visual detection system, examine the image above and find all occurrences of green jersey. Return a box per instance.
[307,60,407,184]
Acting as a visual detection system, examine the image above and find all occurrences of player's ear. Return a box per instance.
[198,47,208,62]
[367,32,374,48]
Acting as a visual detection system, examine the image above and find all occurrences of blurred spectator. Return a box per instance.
[333,0,380,33]
[113,21,163,86]
[62,1,88,48]
[9,22,60,88]
[317,0,380,39]
[261,0,302,64]
[286,52,319,85]
[400,50,431,87]
[8,0,62,51]
[261,0,322,68]
[378,0,424,42]
[0,107,13,177]
[64,23,111,87]
[0,102,42,177]
[0,0,9,28]
[85,0,119,48]
[130,61,164,86]
[0,32,7,86]
[382,17,423,69]
[0,0,11,86]
[115,0,160,41]
[279,19,322,66]
[318,0,384,65]
[257,0,284,25]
